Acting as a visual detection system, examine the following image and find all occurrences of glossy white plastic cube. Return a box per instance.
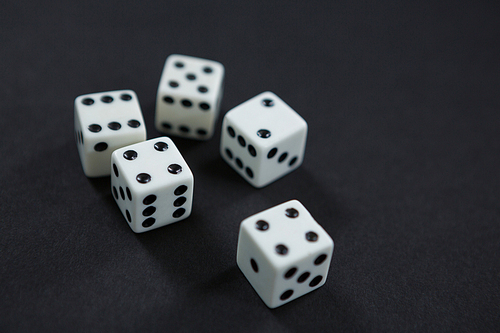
[220,92,307,188]
[111,137,194,233]
[236,200,334,308]
[155,54,225,140]
[74,90,146,177]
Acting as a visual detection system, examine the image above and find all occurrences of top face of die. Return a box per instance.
[159,54,225,103]
[240,200,333,269]
[74,90,145,133]
[225,92,307,148]
[111,137,193,193]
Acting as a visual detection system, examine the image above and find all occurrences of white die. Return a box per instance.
[220,92,307,188]
[155,54,225,140]
[236,200,334,308]
[74,90,147,177]
[110,137,194,233]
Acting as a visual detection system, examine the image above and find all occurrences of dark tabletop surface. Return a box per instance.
[1,1,499,332]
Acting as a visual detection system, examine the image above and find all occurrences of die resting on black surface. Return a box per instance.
[237,200,334,308]
[74,89,147,177]
[111,137,194,233]
[155,54,225,140]
[220,91,308,188]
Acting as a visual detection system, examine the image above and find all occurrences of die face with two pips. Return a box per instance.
[155,54,225,140]
[111,137,194,233]
[220,91,308,188]
[74,89,146,177]
[237,200,334,308]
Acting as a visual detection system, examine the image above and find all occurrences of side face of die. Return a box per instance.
[220,92,307,188]
[74,90,146,177]
[236,200,334,308]
[155,54,225,140]
[111,137,194,233]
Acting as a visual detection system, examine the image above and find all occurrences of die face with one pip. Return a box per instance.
[236,200,334,308]
[220,92,307,188]
[74,90,146,177]
[111,137,194,233]
[155,54,225,140]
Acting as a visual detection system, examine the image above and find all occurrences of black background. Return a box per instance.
[1,0,499,332]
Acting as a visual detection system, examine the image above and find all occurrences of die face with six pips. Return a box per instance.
[111,137,194,233]
[236,200,334,308]
[74,89,146,177]
[220,91,308,188]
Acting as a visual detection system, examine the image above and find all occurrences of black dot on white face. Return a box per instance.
[120,93,132,101]
[284,267,297,279]
[88,124,101,133]
[309,275,323,287]
[267,148,277,159]
[245,167,254,178]
[175,61,184,68]
[250,259,259,272]
[314,254,327,265]
[82,98,94,105]
[262,99,274,107]
[203,66,213,73]
[276,244,288,255]
[143,194,157,205]
[174,185,187,196]
[237,135,246,147]
[119,187,125,200]
[235,158,243,169]
[142,206,156,216]
[113,164,119,177]
[162,122,172,130]
[186,73,196,80]
[280,290,293,301]
[126,210,132,223]
[278,152,288,163]
[199,103,210,111]
[94,142,108,152]
[154,142,168,151]
[297,272,310,283]
[179,125,190,133]
[197,129,207,136]
[126,188,132,201]
[257,129,271,138]
[136,173,151,183]
[169,81,179,88]
[181,99,192,107]
[142,217,156,228]
[101,95,113,103]
[198,86,208,93]
[248,145,256,157]
[173,208,186,218]
[163,96,174,104]
[225,148,233,159]
[113,186,118,200]
[255,220,269,231]
[173,196,187,207]
[289,156,298,167]
[167,164,182,174]
[123,150,138,160]
[128,120,141,128]
[306,231,318,242]
[227,126,235,138]
[108,122,121,130]
[285,208,299,218]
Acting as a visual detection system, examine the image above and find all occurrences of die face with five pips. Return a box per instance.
[220,91,308,188]
[111,137,194,233]
[236,200,334,308]
[74,89,146,177]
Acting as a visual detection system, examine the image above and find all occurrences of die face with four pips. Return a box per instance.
[220,91,308,188]
[155,54,225,140]
[236,200,334,308]
[74,89,146,177]
[111,137,194,233]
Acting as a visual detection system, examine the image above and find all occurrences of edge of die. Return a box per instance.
[166,54,225,74]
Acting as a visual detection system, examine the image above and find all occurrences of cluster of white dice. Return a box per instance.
[74,54,333,308]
